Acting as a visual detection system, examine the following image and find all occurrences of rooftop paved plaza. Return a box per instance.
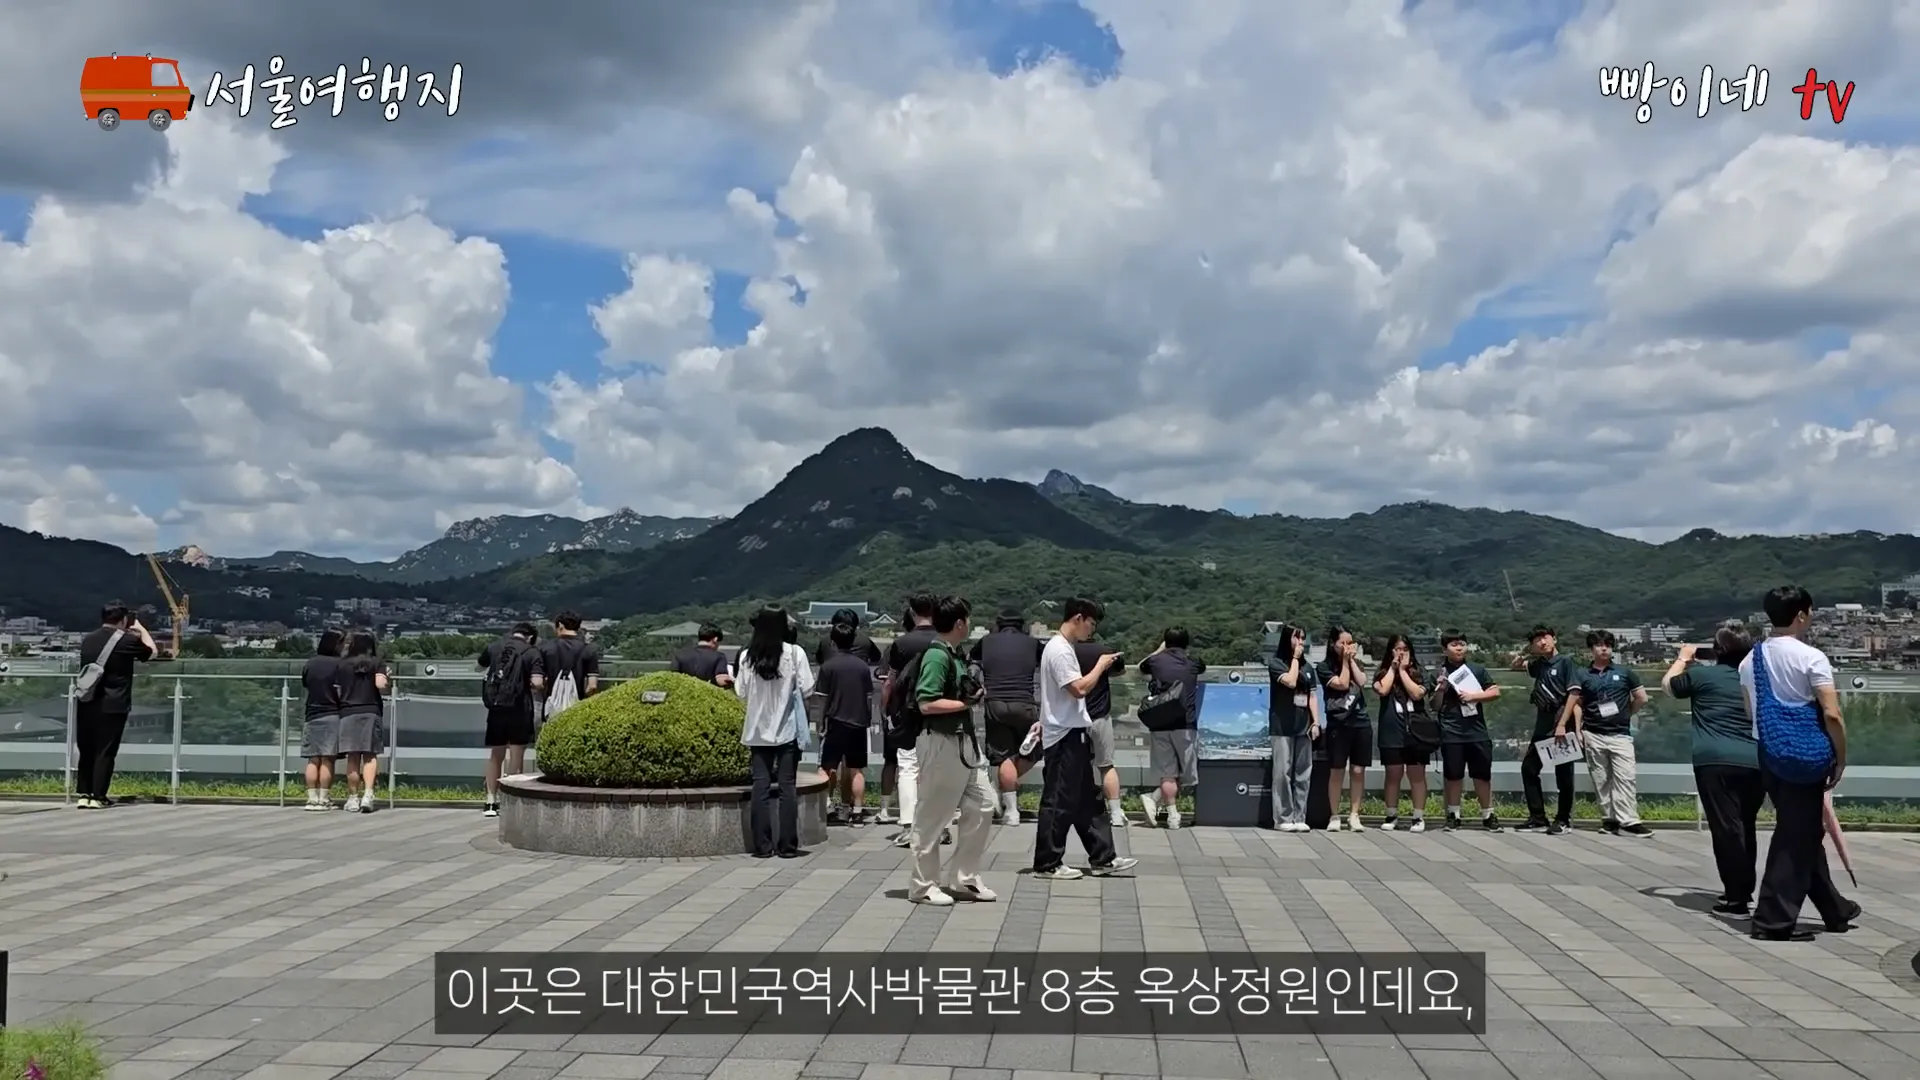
[6,804,1920,1080]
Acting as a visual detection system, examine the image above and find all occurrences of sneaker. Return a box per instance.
[1090,857,1138,876]
[1409,817,1427,833]
[1482,814,1504,833]
[343,795,361,814]
[1036,865,1084,881]
[1165,809,1182,830]
[912,886,955,906]
[1444,812,1461,831]
[1378,815,1399,831]
[1000,809,1022,827]
[827,806,846,825]
[1601,818,1620,835]
[75,798,98,810]
[891,829,914,848]
[941,828,954,846]
[302,797,326,812]
[1139,791,1160,827]
[1109,807,1129,828]
[1622,823,1654,837]
[876,808,899,825]
[946,880,998,902]
[1285,821,1309,832]
[1517,817,1548,831]
[1348,811,1365,832]
[482,803,499,818]
[1545,820,1566,835]
[1712,900,1751,917]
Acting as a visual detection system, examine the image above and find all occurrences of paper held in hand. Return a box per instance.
[1444,666,1483,696]
[1534,735,1583,768]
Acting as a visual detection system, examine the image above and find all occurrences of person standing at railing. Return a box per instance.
[538,611,601,720]
[1070,631,1127,828]
[671,625,734,687]
[336,630,388,814]
[299,628,347,811]
[970,608,1045,827]
[1513,625,1575,835]
[1740,585,1859,941]
[1264,624,1319,833]
[1559,630,1650,836]
[1316,627,1372,832]
[1137,627,1205,830]
[74,601,157,810]
[479,623,546,819]
[1372,634,1431,832]
[1664,623,1762,916]
[735,605,814,859]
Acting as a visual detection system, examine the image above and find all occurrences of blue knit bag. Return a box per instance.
[1750,640,1835,785]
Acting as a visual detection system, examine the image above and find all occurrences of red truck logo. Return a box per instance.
[80,53,194,131]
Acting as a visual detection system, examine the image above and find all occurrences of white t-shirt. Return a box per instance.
[1738,633,1832,734]
[1038,634,1091,749]
[735,642,814,747]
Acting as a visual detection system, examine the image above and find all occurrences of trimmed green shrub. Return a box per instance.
[535,671,750,787]
[0,1022,105,1080]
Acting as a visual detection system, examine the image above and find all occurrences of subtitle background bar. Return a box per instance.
[434,951,1489,1036]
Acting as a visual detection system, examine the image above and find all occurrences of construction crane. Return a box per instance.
[144,552,188,658]
[1503,569,1523,613]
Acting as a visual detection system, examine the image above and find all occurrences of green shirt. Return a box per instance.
[1431,662,1495,744]
[914,641,965,733]
[1667,663,1758,769]
[1572,663,1642,736]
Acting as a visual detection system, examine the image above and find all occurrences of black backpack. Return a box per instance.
[885,649,930,739]
[481,638,528,709]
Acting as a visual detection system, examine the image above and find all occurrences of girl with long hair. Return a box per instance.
[734,605,814,858]
[1373,634,1431,832]
[335,630,388,814]
[1264,623,1320,832]
[299,628,346,811]
[1318,625,1372,831]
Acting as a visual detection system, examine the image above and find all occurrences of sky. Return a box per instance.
[2,0,1918,559]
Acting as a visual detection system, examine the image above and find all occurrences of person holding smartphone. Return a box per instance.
[1265,624,1320,832]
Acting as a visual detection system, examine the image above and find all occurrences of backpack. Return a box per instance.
[74,628,126,704]
[544,641,581,719]
[884,649,929,739]
[481,638,528,710]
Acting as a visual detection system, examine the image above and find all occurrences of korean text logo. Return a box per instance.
[1599,63,1855,125]
[203,56,462,129]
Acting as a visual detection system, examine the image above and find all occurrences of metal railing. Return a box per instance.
[4,669,1920,804]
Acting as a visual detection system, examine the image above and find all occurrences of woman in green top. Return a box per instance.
[1662,622,1760,916]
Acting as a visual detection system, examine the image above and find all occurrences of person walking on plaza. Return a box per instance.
[1514,625,1576,834]
[1070,632,1127,827]
[1316,627,1372,831]
[880,595,938,843]
[1559,630,1650,836]
[816,608,883,667]
[735,605,813,859]
[1373,634,1431,831]
[73,601,157,809]
[1432,631,1503,832]
[1265,624,1320,832]
[906,596,998,904]
[1033,598,1137,879]
[478,623,545,819]
[299,628,346,810]
[1138,627,1205,829]
[671,625,734,686]
[335,630,388,814]
[1665,623,1763,915]
[817,618,877,824]
[1741,586,1859,940]
[971,607,1044,825]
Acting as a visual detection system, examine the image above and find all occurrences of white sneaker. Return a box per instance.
[1348,812,1365,832]
[343,795,361,813]
[946,880,998,902]
[912,886,955,906]
[1379,817,1399,831]
[1036,865,1084,881]
[1165,809,1182,830]
[1328,818,1344,831]
[302,798,326,812]
[891,829,914,848]
[1409,817,1427,833]
[1109,807,1129,827]
[1282,821,1307,832]
[1139,791,1160,827]
[1000,809,1022,826]
[1090,856,1138,876]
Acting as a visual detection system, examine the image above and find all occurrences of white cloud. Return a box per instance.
[0,114,582,556]
[6,0,1920,565]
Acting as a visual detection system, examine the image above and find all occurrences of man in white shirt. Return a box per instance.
[1031,598,1139,880]
[1738,585,1858,941]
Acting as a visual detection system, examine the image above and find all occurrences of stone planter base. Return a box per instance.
[498,773,830,858]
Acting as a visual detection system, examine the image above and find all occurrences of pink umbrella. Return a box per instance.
[1824,792,1857,887]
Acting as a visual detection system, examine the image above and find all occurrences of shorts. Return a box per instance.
[1441,740,1494,782]
[300,714,340,759]
[983,699,1039,765]
[1324,724,1373,769]
[484,706,536,748]
[1089,715,1115,770]
[1149,729,1198,787]
[1379,744,1431,767]
[820,723,869,771]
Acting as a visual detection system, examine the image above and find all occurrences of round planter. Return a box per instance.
[498,773,830,858]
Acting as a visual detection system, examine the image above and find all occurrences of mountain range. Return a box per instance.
[161,509,722,584]
[4,427,1919,645]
